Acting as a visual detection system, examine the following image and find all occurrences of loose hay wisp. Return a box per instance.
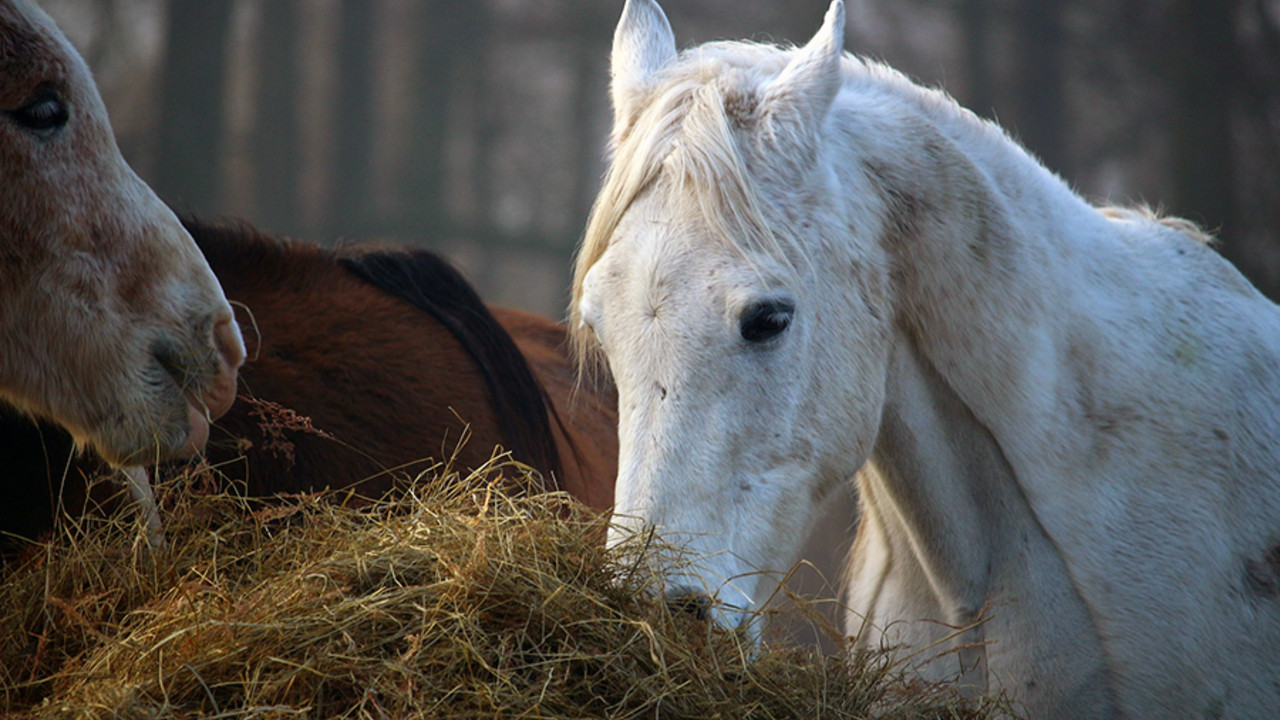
[1,460,1003,719]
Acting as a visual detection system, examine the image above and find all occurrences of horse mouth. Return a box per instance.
[174,371,237,458]
[174,399,212,458]
[156,374,233,460]
[153,319,242,459]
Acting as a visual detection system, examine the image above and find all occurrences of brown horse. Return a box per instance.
[0,218,616,548]
[0,1,242,470]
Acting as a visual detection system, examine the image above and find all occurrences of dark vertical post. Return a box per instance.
[1012,0,1069,176]
[251,0,303,237]
[154,0,233,215]
[1166,0,1237,244]
[397,2,486,237]
[958,0,995,121]
[328,0,378,239]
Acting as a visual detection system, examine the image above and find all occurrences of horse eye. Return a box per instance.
[11,93,69,133]
[739,298,795,343]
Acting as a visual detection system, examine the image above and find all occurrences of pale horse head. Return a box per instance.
[0,0,244,467]
[573,0,892,634]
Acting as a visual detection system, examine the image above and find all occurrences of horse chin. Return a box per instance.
[174,401,212,459]
[87,397,209,467]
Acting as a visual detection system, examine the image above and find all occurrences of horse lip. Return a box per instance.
[151,340,237,458]
[664,582,761,638]
[173,399,212,458]
[175,370,234,457]
[153,315,242,424]
[198,365,238,421]
[666,586,714,621]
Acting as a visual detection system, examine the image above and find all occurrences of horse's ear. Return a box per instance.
[762,0,845,146]
[611,0,676,131]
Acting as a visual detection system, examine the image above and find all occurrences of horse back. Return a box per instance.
[0,220,615,555]
[187,220,555,495]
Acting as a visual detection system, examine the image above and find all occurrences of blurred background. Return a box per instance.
[42,0,1280,319]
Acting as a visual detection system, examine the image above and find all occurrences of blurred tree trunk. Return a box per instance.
[1165,0,1242,274]
[1011,0,1069,177]
[251,0,303,237]
[566,1,613,231]
[1239,0,1280,296]
[396,3,486,236]
[328,0,378,239]
[81,0,117,69]
[957,0,995,121]
[155,0,232,215]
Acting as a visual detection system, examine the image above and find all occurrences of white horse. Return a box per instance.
[1,0,244,527]
[571,1,1280,717]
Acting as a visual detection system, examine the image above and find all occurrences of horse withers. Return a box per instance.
[0,1,243,468]
[573,1,1280,717]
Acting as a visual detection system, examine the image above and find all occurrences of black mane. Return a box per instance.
[336,248,563,484]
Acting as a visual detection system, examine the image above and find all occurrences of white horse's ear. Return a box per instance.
[611,0,677,130]
[762,0,845,141]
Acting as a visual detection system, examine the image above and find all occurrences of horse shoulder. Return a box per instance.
[994,229,1280,714]
[489,306,619,512]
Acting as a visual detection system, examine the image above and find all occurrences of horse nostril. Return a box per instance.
[198,311,244,421]
[666,586,713,621]
[212,311,245,371]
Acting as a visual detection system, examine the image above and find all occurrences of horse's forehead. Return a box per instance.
[612,196,738,272]
[599,240,769,336]
[0,2,73,107]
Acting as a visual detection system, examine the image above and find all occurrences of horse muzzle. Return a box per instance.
[666,585,714,621]
[203,312,245,419]
[157,310,244,459]
[664,584,759,642]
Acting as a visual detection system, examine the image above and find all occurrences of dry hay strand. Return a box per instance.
[1,457,1006,719]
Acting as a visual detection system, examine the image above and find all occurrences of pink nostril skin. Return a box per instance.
[202,310,244,420]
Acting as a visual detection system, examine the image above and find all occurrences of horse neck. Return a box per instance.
[856,325,1121,710]
[182,218,334,299]
[857,328,1016,628]
[842,92,1112,469]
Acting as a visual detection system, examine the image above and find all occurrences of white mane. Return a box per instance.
[1099,204,1215,245]
[571,34,1211,372]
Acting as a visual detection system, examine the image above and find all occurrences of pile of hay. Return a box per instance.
[0,460,1004,719]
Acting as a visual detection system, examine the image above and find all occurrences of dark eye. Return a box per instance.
[11,93,69,132]
[739,298,795,343]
